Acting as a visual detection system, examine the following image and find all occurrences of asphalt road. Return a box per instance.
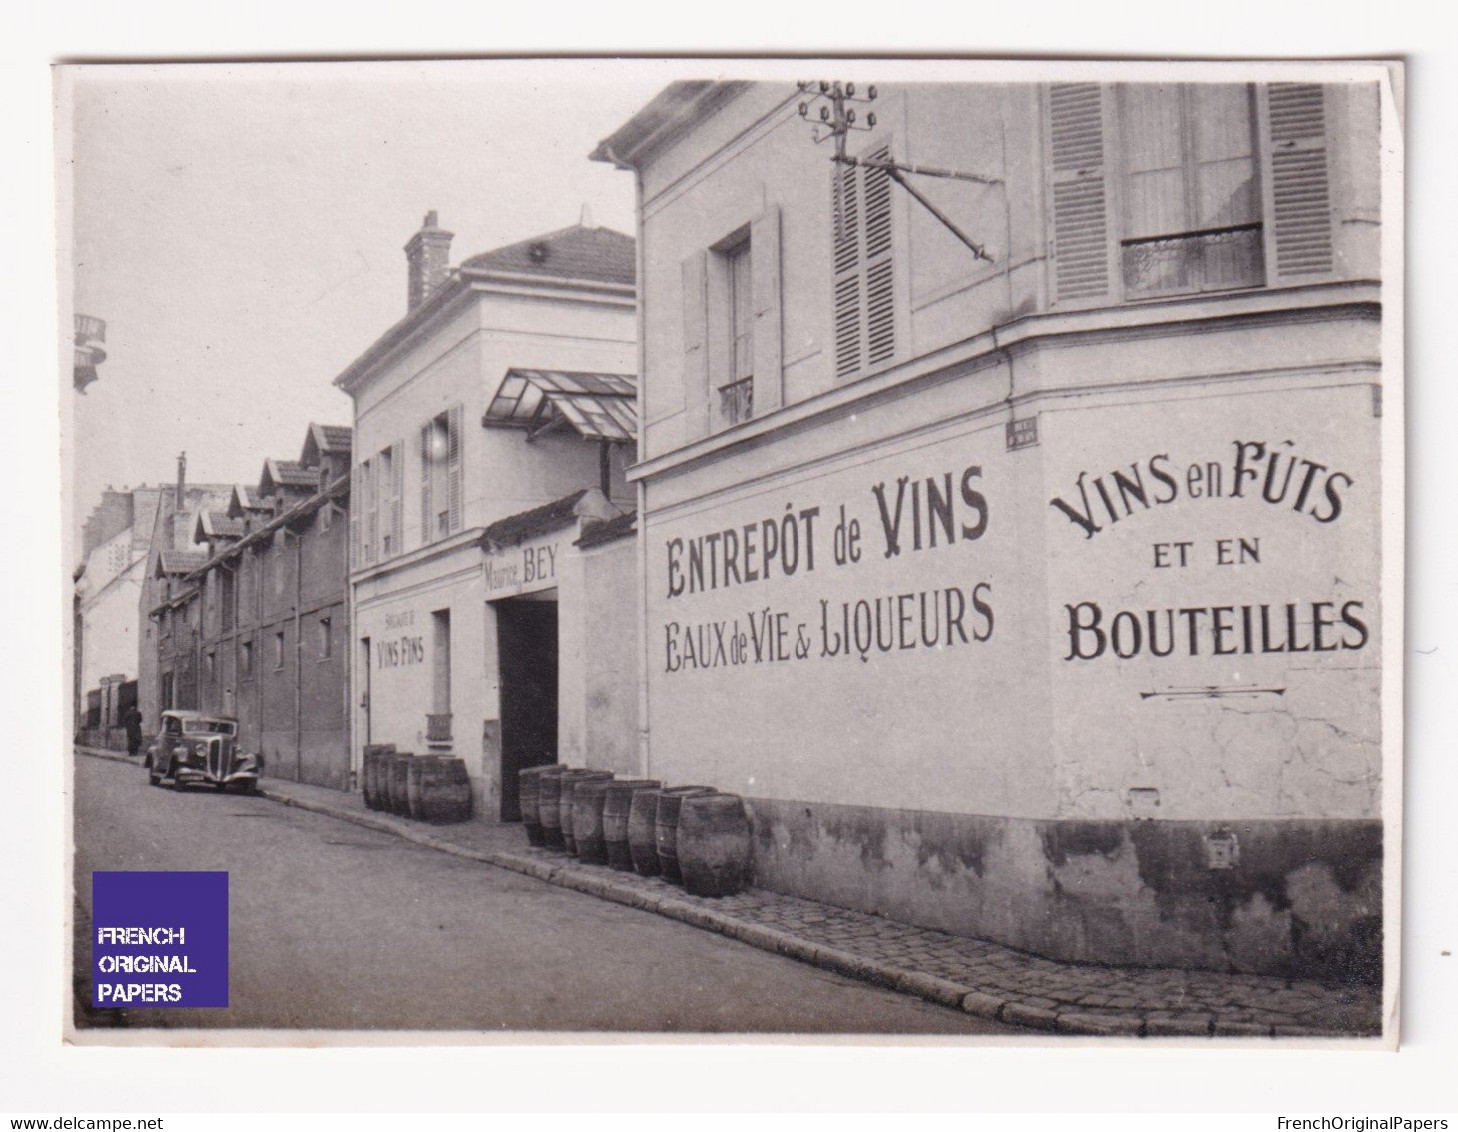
[72,754,1010,1034]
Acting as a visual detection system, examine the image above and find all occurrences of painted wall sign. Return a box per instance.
[485,537,563,597]
[1048,437,1374,673]
[659,460,995,674]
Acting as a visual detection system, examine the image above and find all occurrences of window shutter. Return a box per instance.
[349,474,359,570]
[420,422,433,547]
[832,145,895,381]
[1047,83,1112,303]
[862,149,895,368]
[390,440,403,554]
[363,459,377,565]
[750,206,783,414]
[681,250,710,438]
[1265,83,1334,279]
[446,404,462,534]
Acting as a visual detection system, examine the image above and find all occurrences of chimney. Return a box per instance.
[405,210,454,312]
[175,452,187,509]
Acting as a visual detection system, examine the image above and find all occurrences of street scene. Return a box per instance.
[73,753,1003,1033]
[64,60,1398,1042]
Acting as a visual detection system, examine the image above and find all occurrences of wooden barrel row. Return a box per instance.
[361,749,472,824]
[517,767,752,897]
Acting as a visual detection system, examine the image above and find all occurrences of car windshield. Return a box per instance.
[181,719,236,736]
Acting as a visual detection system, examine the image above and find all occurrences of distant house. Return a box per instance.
[143,426,353,789]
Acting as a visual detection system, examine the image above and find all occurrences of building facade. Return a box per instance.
[143,427,353,788]
[74,485,167,744]
[595,79,1385,981]
[336,214,640,820]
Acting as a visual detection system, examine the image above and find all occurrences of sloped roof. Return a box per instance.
[461,224,635,287]
[481,490,589,549]
[195,511,247,542]
[576,509,637,549]
[484,369,637,443]
[157,550,209,576]
[302,422,353,467]
[260,458,318,495]
[227,484,272,518]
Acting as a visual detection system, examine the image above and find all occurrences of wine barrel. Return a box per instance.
[559,771,613,856]
[379,751,400,812]
[517,766,559,847]
[420,757,473,823]
[406,755,440,821]
[628,788,664,876]
[603,779,661,871]
[571,780,615,865]
[655,786,715,884]
[387,753,414,816]
[678,792,753,897]
[539,769,568,850]
[361,743,395,810]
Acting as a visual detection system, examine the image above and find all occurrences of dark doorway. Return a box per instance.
[495,596,559,821]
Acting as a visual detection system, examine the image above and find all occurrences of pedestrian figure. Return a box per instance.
[123,706,144,758]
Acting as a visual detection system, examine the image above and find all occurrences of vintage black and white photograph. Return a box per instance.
[58,58,1402,1046]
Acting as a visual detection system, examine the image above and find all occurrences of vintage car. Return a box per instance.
[144,710,263,792]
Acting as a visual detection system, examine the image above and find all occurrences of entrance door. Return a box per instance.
[495,597,559,821]
[358,636,371,749]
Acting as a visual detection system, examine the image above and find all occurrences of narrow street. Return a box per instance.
[72,754,1011,1034]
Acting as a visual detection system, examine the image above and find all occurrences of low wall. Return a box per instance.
[747,797,1381,984]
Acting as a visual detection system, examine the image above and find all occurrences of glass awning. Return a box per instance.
[483,369,637,444]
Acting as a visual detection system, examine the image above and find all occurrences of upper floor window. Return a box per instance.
[681,209,783,440]
[716,235,755,428]
[1047,82,1334,306]
[1118,83,1262,297]
[419,407,462,545]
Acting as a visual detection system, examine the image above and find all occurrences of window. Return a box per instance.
[420,408,462,544]
[1047,82,1334,306]
[832,145,896,380]
[1118,83,1262,297]
[240,639,254,681]
[372,443,402,558]
[682,208,783,439]
[318,616,333,661]
[432,609,451,715]
[205,650,216,683]
[273,630,286,671]
[717,236,755,427]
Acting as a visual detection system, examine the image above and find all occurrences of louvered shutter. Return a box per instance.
[1265,83,1334,280]
[1047,83,1112,303]
[420,422,433,547]
[750,206,783,414]
[831,146,895,381]
[681,250,710,438]
[390,440,403,555]
[862,150,895,368]
[446,404,462,534]
[349,488,359,570]
[363,458,377,565]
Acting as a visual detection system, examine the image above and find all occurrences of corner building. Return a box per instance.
[595,78,1386,981]
[337,215,639,821]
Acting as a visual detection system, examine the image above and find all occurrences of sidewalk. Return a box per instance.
[79,746,1382,1038]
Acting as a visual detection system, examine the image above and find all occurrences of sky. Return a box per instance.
[62,60,668,552]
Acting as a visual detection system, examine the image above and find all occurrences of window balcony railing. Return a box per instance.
[425,713,453,743]
[718,376,754,427]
